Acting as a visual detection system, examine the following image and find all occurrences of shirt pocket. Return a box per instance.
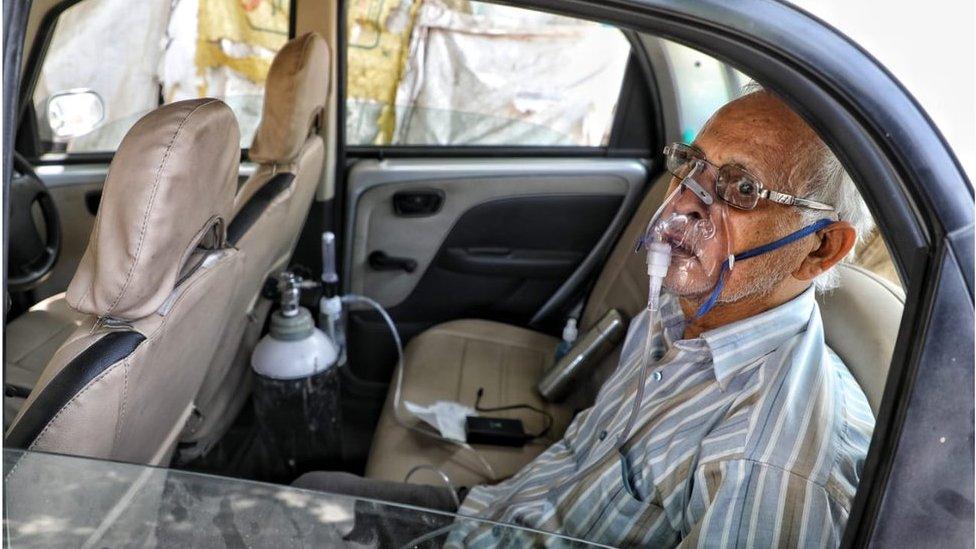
[573,459,664,545]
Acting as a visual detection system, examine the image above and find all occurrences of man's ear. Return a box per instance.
[793,221,857,281]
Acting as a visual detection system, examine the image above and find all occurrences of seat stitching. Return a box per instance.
[27,356,127,451]
[498,345,507,409]
[107,99,222,314]
[455,338,468,401]
[114,357,130,452]
[76,200,105,310]
[429,327,555,351]
[24,252,237,452]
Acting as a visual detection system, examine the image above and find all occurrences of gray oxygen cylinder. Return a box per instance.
[251,272,340,479]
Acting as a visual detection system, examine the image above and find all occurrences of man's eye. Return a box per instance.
[737,181,756,195]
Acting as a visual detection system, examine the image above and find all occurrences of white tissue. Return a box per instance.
[404,400,476,442]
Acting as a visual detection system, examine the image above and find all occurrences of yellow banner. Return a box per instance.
[197,0,290,88]
[347,0,420,143]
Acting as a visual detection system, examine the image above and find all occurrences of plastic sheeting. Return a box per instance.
[346,0,421,145]
[34,0,288,152]
[33,0,171,152]
[164,0,289,147]
[389,0,630,146]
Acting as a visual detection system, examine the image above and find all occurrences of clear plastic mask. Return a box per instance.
[638,161,734,310]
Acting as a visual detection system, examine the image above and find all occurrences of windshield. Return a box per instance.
[3,449,605,547]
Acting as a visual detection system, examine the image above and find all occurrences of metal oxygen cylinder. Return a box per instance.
[251,272,341,480]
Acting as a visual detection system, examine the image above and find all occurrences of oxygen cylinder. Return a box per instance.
[251,272,341,480]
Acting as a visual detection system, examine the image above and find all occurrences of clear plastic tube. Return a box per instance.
[615,280,660,448]
[398,523,458,549]
[404,464,461,509]
[340,294,497,481]
[322,232,339,287]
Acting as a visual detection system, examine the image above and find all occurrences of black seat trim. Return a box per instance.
[227,173,296,245]
[5,331,145,448]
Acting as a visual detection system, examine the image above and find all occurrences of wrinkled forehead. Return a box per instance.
[694,92,822,194]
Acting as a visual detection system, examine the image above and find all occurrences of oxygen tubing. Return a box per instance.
[341,294,497,482]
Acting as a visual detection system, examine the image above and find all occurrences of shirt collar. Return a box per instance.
[702,286,817,389]
[658,287,817,390]
[657,293,687,349]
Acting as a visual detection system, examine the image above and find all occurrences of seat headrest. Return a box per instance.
[66,99,240,320]
[249,32,330,165]
[817,263,905,414]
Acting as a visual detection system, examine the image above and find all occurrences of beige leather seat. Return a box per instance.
[3,294,86,424]
[2,33,331,443]
[364,174,905,488]
[819,263,904,414]
[176,32,330,457]
[5,99,244,465]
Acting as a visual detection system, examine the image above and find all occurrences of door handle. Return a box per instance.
[393,189,444,216]
[369,251,418,273]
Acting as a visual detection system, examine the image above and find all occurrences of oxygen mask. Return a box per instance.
[638,144,837,317]
[638,160,732,312]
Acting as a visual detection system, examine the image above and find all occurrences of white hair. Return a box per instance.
[738,82,875,293]
[799,146,875,292]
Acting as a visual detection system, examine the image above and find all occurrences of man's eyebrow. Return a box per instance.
[726,156,760,174]
[691,142,765,178]
[711,151,760,174]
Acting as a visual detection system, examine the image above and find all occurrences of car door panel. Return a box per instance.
[343,158,647,382]
[31,164,107,301]
[388,193,624,322]
[345,159,646,309]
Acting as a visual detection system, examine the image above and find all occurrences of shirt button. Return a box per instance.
[653,371,663,381]
[598,430,608,441]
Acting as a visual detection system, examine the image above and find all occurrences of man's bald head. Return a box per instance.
[700,89,827,198]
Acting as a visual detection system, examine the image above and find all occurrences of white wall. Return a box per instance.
[789,0,975,182]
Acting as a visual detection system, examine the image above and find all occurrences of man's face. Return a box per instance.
[660,92,821,304]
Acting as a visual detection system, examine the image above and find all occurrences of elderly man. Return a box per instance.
[296,89,876,547]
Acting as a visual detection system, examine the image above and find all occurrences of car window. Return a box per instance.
[31,0,291,155]
[345,0,631,147]
[4,449,604,547]
[661,39,751,144]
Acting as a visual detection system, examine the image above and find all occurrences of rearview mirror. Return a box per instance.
[46,89,105,141]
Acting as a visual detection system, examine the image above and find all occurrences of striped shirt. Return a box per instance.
[448,287,874,547]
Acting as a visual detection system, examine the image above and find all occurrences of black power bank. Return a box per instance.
[465,416,527,447]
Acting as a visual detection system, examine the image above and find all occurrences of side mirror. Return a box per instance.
[46,89,105,141]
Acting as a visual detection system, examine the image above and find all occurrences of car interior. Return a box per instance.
[4,0,907,507]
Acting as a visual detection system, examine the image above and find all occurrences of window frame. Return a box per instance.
[15,0,298,165]
[338,0,661,159]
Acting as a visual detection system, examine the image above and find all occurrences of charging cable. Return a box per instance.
[473,388,553,442]
[341,294,497,482]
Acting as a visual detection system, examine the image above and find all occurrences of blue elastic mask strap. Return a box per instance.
[695,218,835,318]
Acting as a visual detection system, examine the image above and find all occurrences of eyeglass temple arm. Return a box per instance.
[763,189,835,211]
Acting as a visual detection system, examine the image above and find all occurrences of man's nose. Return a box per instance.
[671,177,712,219]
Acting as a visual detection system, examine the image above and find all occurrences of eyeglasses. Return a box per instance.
[664,143,835,212]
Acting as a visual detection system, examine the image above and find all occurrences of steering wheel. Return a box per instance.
[7,152,61,292]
